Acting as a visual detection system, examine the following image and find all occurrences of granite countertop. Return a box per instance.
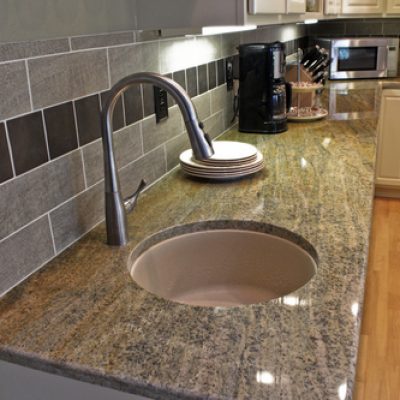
[0,81,380,399]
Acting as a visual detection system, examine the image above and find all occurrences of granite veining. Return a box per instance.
[0,81,381,399]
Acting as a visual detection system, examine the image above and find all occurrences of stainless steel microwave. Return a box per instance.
[316,37,399,80]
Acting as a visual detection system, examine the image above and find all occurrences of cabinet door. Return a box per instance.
[287,0,306,13]
[342,0,383,13]
[387,0,400,13]
[248,0,286,14]
[324,0,341,13]
[375,89,400,189]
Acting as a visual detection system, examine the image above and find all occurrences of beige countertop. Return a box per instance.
[0,80,381,399]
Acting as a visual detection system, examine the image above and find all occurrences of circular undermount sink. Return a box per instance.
[128,222,318,307]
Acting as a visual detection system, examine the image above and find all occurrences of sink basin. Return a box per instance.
[128,222,317,307]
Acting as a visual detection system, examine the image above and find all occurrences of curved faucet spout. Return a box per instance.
[101,72,215,246]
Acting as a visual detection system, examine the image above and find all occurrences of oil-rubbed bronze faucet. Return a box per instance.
[101,72,215,246]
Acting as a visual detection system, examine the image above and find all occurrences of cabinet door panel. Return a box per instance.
[287,0,306,13]
[387,0,400,13]
[342,0,383,13]
[375,90,400,188]
[248,0,286,14]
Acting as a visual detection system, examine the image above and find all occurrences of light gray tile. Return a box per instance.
[142,106,184,153]
[0,61,31,120]
[221,33,240,58]
[204,111,224,140]
[0,150,85,241]
[119,146,166,198]
[210,84,232,114]
[0,38,70,62]
[82,122,143,187]
[0,216,54,296]
[192,92,211,121]
[50,181,104,253]
[108,42,160,85]
[165,133,190,171]
[70,31,134,50]
[29,50,109,109]
[135,30,161,43]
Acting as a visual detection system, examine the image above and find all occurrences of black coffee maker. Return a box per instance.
[238,42,291,134]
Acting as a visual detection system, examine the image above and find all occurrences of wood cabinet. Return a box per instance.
[287,0,307,13]
[341,0,384,14]
[324,0,341,14]
[386,0,400,13]
[375,88,400,198]
[248,0,286,14]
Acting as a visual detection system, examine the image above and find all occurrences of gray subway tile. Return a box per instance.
[0,38,70,63]
[29,50,109,109]
[173,70,186,91]
[0,123,13,184]
[142,84,155,117]
[208,62,217,90]
[75,94,102,146]
[383,20,400,36]
[119,146,166,199]
[70,31,134,50]
[221,32,240,58]
[100,91,125,131]
[0,61,31,121]
[0,216,54,296]
[204,111,224,140]
[142,106,184,153]
[124,85,144,125]
[0,150,85,241]
[186,67,198,98]
[165,133,190,171]
[198,64,208,95]
[50,181,104,253]
[217,59,226,86]
[192,92,211,121]
[345,21,383,36]
[83,123,143,187]
[108,42,160,85]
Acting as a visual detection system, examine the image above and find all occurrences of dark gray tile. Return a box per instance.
[383,20,400,36]
[124,85,144,125]
[173,70,186,91]
[0,61,31,121]
[345,21,383,36]
[198,64,208,94]
[165,133,190,171]
[0,123,13,184]
[165,73,175,107]
[44,102,78,159]
[208,62,217,90]
[70,31,134,50]
[0,38,70,63]
[0,216,54,296]
[0,150,85,241]
[50,181,104,253]
[7,112,48,175]
[75,94,102,146]
[186,67,198,98]
[217,59,226,86]
[101,91,125,131]
[29,50,109,109]
[142,84,155,117]
[82,123,143,187]
[142,106,184,153]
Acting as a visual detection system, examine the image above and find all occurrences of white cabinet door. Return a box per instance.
[324,0,341,14]
[248,0,286,14]
[387,0,400,13]
[342,0,383,13]
[287,0,306,13]
[375,89,400,195]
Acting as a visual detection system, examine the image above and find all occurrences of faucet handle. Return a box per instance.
[124,179,147,214]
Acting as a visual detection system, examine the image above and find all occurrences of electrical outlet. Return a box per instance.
[154,86,169,123]
[226,57,234,91]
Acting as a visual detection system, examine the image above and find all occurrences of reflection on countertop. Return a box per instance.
[0,79,382,400]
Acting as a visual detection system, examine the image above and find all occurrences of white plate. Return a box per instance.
[182,163,264,180]
[288,107,328,121]
[181,141,259,166]
[180,151,263,172]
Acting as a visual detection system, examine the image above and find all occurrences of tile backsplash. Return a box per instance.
[0,24,307,296]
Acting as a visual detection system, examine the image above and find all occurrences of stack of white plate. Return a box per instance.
[179,141,264,180]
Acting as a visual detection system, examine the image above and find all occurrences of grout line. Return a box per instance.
[139,120,145,156]
[41,110,51,160]
[4,122,16,178]
[106,48,112,89]
[24,59,34,112]
[163,143,168,171]
[67,37,72,52]
[47,213,57,255]
[121,92,127,127]
[71,101,81,147]
[80,148,88,189]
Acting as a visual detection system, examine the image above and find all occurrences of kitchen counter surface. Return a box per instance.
[0,81,381,399]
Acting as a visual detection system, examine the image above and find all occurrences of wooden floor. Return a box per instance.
[354,197,400,400]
